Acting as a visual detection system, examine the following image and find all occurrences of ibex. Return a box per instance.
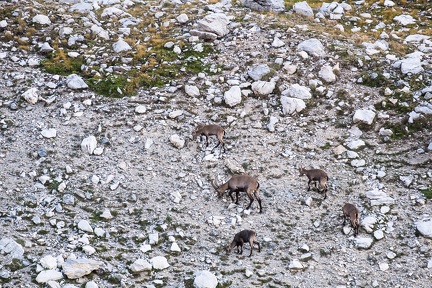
[192,124,225,153]
[211,175,262,213]
[299,167,329,199]
[342,203,360,236]
[227,229,260,257]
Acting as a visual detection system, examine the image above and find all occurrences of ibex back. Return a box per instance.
[211,175,262,213]
[192,124,225,153]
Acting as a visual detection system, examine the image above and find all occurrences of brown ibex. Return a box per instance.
[342,203,360,236]
[192,124,225,153]
[227,229,260,257]
[299,167,329,199]
[211,175,262,213]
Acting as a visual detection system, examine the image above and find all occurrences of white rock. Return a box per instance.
[196,13,230,37]
[41,128,57,138]
[62,259,102,279]
[374,229,384,240]
[194,270,218,288]
[36,270,63,283]
[353,109,376,125]
[177,14,189,24]
[393,14,416,26]
[365,188,395,206]
[91,25,109,40]
[351,159,366,167]
[282,84,312,100]
[0,20,7,28]
[145,138,154,150]
[379,262,389,271]
[346,139,365,150]
[399,56,423,74]
[361,216,377,233]
[93,147,104,155]
[149,233,159,245]
[318,65,336,83]
[267,116,279,132]
[22,88,39,104]
[130,259,152,272]
[283,64,297,74]
[81,136,97,155]
[280,96,306,115]
[113,39,132,53]
[171,242,181,252]
[251,81,276,96]
[185,85,200,97]
[245,269,253,278]
[85,281,98,288]
[82,245,96,255]
[272,36,285,48]
[293,1,314,17]
[94,228,105,237]
[0,238,24,260]
[135,105,147,114]
[140,244,152,253]
[33,14,51,25]
[346,151,359,159]
[100,209,113,220]
[416,219,432,238]
[297,38,325,57]
[77,220,93,233]
[66,74,88,90]
[354,237,373,249]
[224,86,242,107]
[40,255,58,270]
[169,110,183,119]
[170,134,185,149]
[289,259,304,270]
[248,64,270,81]
[150,256,169,270]
[399,175,414,187]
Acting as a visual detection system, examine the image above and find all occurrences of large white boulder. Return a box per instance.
[297,39,326,57]
[196,13,230,37]
[293,1,314,17]
[353,109,376,125]
[224,86,242,107]
[280,96,306,115]
[251,81,276,96]
[194,270,218,288]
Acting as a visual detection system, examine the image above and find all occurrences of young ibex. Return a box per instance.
[211,175,262,213]
[342,203,360,236]
[227,229,260,257]
[299,167,329,199]
[192,124,226,153]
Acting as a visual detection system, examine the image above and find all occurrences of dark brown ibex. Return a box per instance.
[342,203,360,236]
[211,175,262,213]
[227,229,260,257]
[299,167,329,199]
[192,124,225,153]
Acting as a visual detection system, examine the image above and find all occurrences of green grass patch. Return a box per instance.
[421,188,432,199]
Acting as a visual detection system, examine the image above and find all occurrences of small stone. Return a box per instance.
[379,262,389,271]
[100,209,113,220]
[150,256,169,270]
[130,259,152,273]
[289,259,304,270]
[77,220,93,233]
[135,105,147,114]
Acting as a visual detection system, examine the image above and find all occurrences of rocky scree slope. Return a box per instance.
[0,0,432,287]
